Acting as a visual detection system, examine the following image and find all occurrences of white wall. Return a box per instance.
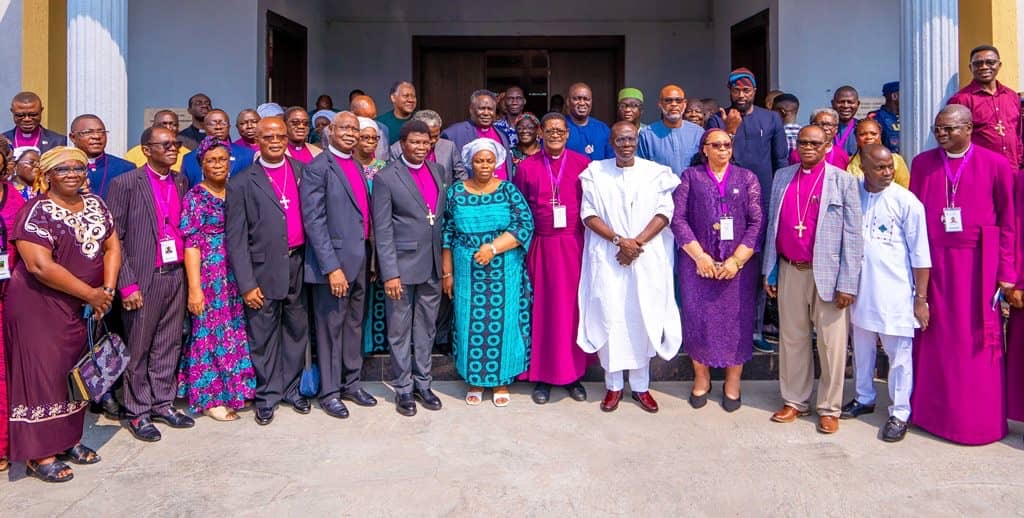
[126,0,258,145]
[710,0,779,104]
[257,0,329,108]
[777,0,900,118]
[0,0,23,119]
[321,0,717,122]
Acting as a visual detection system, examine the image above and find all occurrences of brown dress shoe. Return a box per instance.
[631,391,659,413]
[817,416,839,434]
[770,405,810,423]
[600,390,623,412]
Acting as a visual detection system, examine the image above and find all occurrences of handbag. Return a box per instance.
[68,305,130,403]
[299,341,320,398]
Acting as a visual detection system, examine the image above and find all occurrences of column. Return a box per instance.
[22,0,67,134]
[958,0,1019,90]
[67,0,128,155]
[900,0,959,163]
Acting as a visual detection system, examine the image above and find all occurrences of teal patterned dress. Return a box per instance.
[361,158,390,354]
[443,180,534,387]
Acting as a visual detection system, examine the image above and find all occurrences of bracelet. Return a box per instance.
[728,257,744,270]
[102,287,115,295]
[914,294,927,301]
[441,272,452,279]
[488,243,498,255]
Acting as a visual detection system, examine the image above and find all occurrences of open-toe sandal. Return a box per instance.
[60,444,101,465]
[205,406,236,422]
[493,389,511,407]
[0,457,9,472]
[26,460,74,483]
[465,388,484,406]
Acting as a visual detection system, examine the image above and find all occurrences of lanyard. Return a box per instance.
[835,121,855,149]
[704,163,731,215]
[14,129,40,148]
[91,155,110,197]
[543,151,567,204]
[942,146,974,208]
[0,183,8,253]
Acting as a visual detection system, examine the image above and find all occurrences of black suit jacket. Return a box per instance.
[300,151,369,284]
[226,158,305,300]
[3,126,67,153]
[107,167,189,293]
[371,160,447,285]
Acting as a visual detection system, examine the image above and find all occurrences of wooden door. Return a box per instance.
[731,9,770,108]
[266,11,307,109]
[549,50,618,124]
[419,50,486,130]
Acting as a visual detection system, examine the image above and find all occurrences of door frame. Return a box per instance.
[266,10,308,106]
[730,9,770,107]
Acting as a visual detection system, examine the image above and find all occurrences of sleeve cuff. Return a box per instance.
[120,284,139,298]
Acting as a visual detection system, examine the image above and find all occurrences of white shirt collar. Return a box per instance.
[945,144,971,159]
[328,145,351,159]
[402,156,424,170]
[259,157,285,168]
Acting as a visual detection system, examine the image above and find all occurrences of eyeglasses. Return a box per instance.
[796,140,826,148]
[51,165,88,176]
[12,111,40,119]
[259,134,288,143]
[359,135,381,143]
[73,129,110,138]
[543,128,567,137]
[662,97,686,105]
[206,121,229,128]
[932,124,968,134]
[613,136,637,145]
[705,142,732,150]
[618,102,642,110]
[970,59,1000,68]
[287,120,310,128]
[144,140,183,151]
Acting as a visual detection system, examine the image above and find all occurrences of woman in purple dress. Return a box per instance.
[0,149,27,473]
[177,138,256,421]
[670,128,764,412]
[6,147,121,482]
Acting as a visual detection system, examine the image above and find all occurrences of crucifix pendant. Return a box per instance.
[995,121,1006,136]
[794,222,807,238]
[280,195,290,209]
[427,211,436,226]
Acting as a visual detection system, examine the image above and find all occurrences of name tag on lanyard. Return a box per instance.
[552,204,567,229]
[719,217,734,241]
[160,238,179,263]
[943,207,963,233]
[0,253,9,280]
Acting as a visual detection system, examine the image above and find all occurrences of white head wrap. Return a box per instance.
[12,145,40,161]
[356,117,377,131]
[460,138,507,172]
[312,109,336,124]
[256,102,285,118]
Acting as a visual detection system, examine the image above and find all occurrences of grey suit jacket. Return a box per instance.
[226,158,305,300]
[107,167,189,293]
[371,160,447,285]
[300,150,369,284]
[389,137,466,183]
[762,162,863,302]
[440,120,513,175]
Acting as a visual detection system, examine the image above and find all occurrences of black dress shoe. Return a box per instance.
[288,397,312,414]
[840,399,875,419]
[395,393,417,417]
[340,388,378,407]
[688,384,712,409]
[413,388,443,411]
[565,381,587,402]
[127,416,162,442]
[255,407,275,425]
[532,383,551,405]
[321,397,350,419]
[881,416,908,442]
[721,393,742,413]
[151,409,195,428]
[90,393,123,419]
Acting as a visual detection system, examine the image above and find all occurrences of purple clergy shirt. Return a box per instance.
[146,164,184,267]
[405,159,439,213]
[776,161,826,263]
[262,160,305,248]
[332,152,371,238]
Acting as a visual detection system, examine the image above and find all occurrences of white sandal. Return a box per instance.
[465,388,484,406]
[492,388,511,407]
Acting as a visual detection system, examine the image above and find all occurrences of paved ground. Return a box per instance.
[2,380,1023,517]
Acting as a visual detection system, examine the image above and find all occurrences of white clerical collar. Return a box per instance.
[19,131,34,138]
[945,145,971,159]
[402,156,425,170]
[328,145,351,159]
[259,157,285,168]
[800,168,812,174]
[88,157,97,165]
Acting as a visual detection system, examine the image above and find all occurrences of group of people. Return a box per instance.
[1,42,1023,484]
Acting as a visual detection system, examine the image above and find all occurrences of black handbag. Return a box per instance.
[68,305,130,403]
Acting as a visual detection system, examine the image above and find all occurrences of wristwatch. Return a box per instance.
[611,235,621,246]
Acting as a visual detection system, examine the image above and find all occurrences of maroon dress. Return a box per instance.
[0,182,26,460]
[5,193,113,461]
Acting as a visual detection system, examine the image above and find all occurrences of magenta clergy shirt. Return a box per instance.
[234,137,259,152]
[776,161,826,263]
[262,160,305,248]
[288,144,315,164]
[332,152,371,238]
[476,125,508,179]
[404,159,439,213]
[948,80,1022,170]
[146,164,184,267]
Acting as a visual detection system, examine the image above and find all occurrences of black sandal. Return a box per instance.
[26,459,74,483]
[60,444,101,465]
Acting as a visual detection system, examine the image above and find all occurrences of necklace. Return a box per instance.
[794,166,825,238]
[264,163,293,209]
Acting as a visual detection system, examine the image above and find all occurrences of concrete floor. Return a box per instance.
[2,380,1023,517]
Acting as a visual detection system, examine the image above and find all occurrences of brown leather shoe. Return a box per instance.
[817,416,839,434]
[600,390,623,412]
[770,405,810,423]
[631,391,659,413]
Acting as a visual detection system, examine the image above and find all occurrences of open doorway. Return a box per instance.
[266,11,307,108]
[731,9,770,107]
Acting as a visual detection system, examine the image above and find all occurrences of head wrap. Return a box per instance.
[256,102,285,118]
[196,136,230,164]
[461,138,507,171]
[727,68,757,89]
[515,112,540,129]
[13,145,40,161]
[312,109,336,124]
[36,146,88,193]
[882,81,899,96]
[617,87,644,103]
[357,116,377,131]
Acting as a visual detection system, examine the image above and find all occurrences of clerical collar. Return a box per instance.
[88,157,97,165]
[259,157,285,168]
[19,129,38,138]
[290,144,305,151]
[328,145,351,159]
[402,156,425,170]
[145,163,170,180]
[945,145,971,159]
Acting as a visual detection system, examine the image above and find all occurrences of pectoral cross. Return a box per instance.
[427,211,436,226]
[794,222,807,238]
[994,120,1006,136]
[280,195,291,210]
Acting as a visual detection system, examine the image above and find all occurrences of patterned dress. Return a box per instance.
[443,181,534,387]
[176,185,256,412]
[0,183,26,461]
[361,158,391,355]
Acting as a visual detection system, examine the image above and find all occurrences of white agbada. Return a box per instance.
[577,157,682,372]
[851,180,931,337]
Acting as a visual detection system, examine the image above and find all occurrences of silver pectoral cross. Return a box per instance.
[280,195,291,209]
[794,222,807,238]
[994,121,1007,136]
[427,211,436,226]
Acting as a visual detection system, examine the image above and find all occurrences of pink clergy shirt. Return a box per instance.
[262,160,305,248]
[776,161,826,263]
[404,158,439,213]
[146,164,184,267]
[288,144,315,164]
[332,151,371,238]
[948,80,1022,171]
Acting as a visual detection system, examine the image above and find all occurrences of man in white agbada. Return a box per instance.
[577,121,682,413]
[841,144,931,443]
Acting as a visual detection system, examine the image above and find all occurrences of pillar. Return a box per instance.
[958,0,1019,90]
[900,0,960,163]
[21,0,67,134]
[67,0,128,155]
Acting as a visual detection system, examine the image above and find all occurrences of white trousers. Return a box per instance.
[604,366,650,392]
[852,325,913,421]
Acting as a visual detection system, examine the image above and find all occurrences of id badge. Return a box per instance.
[552,204,567,229]
[719,217,734,241]
[160,239,179,263]
[943,207,963,233]
[0,253,10,280]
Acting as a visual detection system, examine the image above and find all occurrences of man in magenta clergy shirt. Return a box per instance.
[908,104,1016,446]
[947,45,1022,171]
